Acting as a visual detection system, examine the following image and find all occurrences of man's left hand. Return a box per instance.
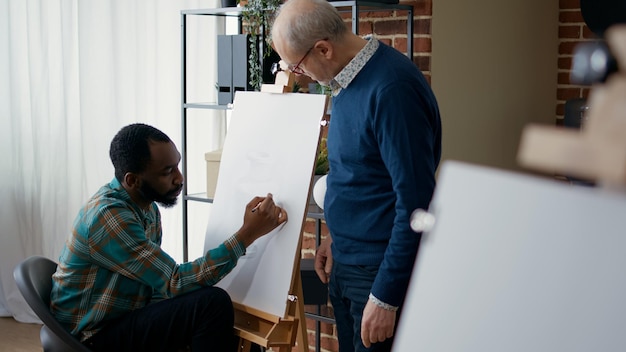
[361,299,396,348]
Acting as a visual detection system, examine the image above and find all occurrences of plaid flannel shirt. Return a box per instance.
[50,178,245,341]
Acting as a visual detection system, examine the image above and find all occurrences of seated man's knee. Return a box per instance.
[212,286,232,305]
[197,286,234,320]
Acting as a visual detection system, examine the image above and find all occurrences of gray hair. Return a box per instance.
[272,0,348,54]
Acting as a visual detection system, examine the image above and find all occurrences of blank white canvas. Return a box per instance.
[203,91,326,317]
[394,161,626,352]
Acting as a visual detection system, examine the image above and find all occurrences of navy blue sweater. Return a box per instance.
[325,42,442,306]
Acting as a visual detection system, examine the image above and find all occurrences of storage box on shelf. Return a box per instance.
[205,149,223,199]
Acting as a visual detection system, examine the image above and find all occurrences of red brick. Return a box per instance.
[301,236,317,251]
[559,25,581,38]
[374,19,409,36]
[302,219,314,233]
[321,335,340,351]
[413,55,431,72]
[559,0,580,10]
[378,38,392,46]
[358,20,373,35]
[320,321,335,335]
[558,57,572,70]
[558,41,579,55]
[394,37,407,53]
[305,318,316,330]
[303,218,328,233]
[423,73,431,85]
[557,87,582,100]
[394,37,431,54]
[360,9,401,19]
[557,72,571,85]
[416,37,431,52]
[304,320,335,336]
[559,10,584,23]
[414,18,432,35]
[395,10,410,17]
[402,0,432,16]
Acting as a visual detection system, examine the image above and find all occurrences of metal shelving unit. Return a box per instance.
[180,0,414,259]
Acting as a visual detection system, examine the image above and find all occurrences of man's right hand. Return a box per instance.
[315,236,333,284]
[236,193,288,247]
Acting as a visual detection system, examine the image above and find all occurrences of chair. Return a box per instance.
[13,255,92,352]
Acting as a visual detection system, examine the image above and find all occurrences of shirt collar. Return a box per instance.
[329,37,379,96]
[109,177,155,224]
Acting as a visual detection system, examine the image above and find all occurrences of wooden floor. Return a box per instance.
[0,317,42,352]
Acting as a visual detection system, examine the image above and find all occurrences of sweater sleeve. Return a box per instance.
[368,78,439,306]
[87,201,246,297]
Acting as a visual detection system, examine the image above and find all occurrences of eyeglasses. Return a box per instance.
[288,46,314,75]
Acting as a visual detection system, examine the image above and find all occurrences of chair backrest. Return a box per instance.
[13,255,92,352]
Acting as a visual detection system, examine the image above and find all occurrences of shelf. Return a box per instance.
[184,193,214,203]
[305,204,324,220]
[183,102,233,110]
[330,1,412,11]
[304,309,335,325]
[181,7,243,16]
[182,1,411,15]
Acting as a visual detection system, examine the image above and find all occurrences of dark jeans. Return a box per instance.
[83,286,236,352]
[329,262,400,352]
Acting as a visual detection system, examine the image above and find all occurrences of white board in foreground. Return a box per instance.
[203,91,326,318]
[394,161,626,352]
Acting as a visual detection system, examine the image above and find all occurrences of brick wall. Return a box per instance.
[557,0,597,123]
[298,2,433,351]
[336,0,433,82]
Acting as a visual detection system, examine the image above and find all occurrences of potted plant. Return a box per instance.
[241,0,282,90]
[314,137,329,176]
[309,137,329,207]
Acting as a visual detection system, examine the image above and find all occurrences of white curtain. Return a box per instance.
[0,0,229,322]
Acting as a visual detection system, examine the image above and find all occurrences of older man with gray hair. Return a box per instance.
[271,0,442,351]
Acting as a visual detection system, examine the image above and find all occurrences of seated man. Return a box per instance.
[50,123,287,351]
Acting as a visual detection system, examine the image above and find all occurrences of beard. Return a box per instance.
[139,181,182,208]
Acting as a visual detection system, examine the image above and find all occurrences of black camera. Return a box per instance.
[571,41,617,85]
[571,0,626,85]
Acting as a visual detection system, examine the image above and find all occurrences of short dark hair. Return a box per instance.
[109,123,172,183]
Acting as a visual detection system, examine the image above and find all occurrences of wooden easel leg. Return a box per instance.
[294,262,309,352]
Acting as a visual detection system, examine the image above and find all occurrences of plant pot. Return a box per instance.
[312,174,327,210]
[310,174,327,209]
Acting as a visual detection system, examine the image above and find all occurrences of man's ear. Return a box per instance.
[318,40,332,58]
[123,172,141,189]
